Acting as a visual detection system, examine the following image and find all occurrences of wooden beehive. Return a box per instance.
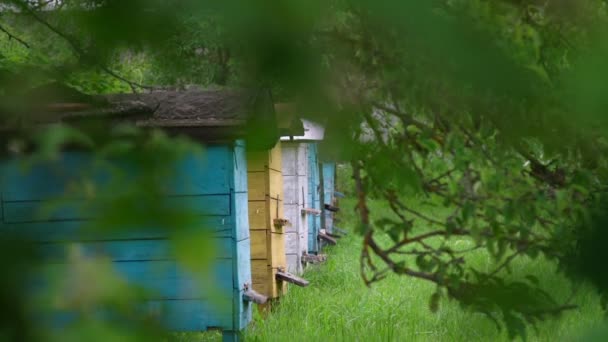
[278,111,326,273]
[281,141,310,274]
[0,89,279,341]
[321,162,337,234]
[307,142,322,253]
[247,142,288,299]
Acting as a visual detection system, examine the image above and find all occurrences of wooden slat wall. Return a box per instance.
[281,142,309,275]
[0,142,253,335]
[246,142,287,299]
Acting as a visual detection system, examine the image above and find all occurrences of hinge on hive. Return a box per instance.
[242,283,268,304]
[301,252,327,264]
[301,208,321,216]
[318,230,337,245]
[324,204,340,212]
[275,267,309,287]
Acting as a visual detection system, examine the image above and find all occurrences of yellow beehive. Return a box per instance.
[247,141,288,299]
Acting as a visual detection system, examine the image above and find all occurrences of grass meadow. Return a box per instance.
[180,197,606,341]
[242,198,606,342]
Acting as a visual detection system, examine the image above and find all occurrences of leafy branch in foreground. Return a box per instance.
[300,1,608,337]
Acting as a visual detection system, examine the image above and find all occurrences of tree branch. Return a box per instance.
[0,23,30,48]
[12,0,154,92]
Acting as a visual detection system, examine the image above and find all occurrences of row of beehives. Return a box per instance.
[0,90,343,342]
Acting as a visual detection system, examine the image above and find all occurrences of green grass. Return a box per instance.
[242,198,606,342]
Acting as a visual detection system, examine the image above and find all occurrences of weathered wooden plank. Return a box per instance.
[2,195,232,223]
[246,172,267,201]
[142,298,233,331]
[284,254,299,274]
[250,260,270,296]
[171,148,232,195]
[0,153,96,201]
[0,216,234,242]
[280,143,298,176]
[233,192,250,242]
[282,175,299,203]
[232,208,251,289]
[282,205,300,233]
[275,270,309,287]
[242,288,268,304]
[319,231,337,245]
[247,201,267,229]
[232,140,249,193]
[299,226,308,255]
[267,142,282,172]
[301,208,321,215]
[322,163,336,206]
[250,230,268,260]
[38,237,234,261]
[269,232,286,268]
[285,232,299,253]
[235,288,252,331]
[270,267,288,296]
[322,162,337,233]
[307,143,321,254]
[0,149,234,201]
[268,169,283,200]
[42,259,234,299]
[302,253,327,264]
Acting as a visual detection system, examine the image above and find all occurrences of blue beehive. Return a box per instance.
[321,162,337,233]
[307,143,322,254]
[0,89,279,341]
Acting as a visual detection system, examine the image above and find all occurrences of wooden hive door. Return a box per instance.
[247,142,287,299]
